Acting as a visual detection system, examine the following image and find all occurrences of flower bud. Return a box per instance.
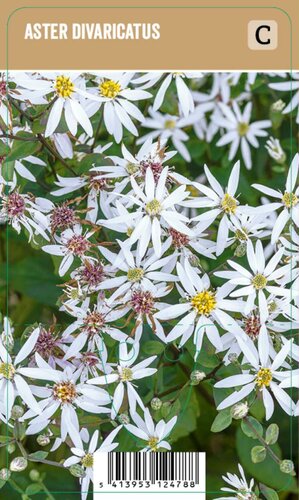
[228,353,239,364]
[29,469,40,482]
[7,442,16,454]
[10,457,28,472]
[69,464,86,478]
[0,468,11,481]
[188,254,200,267]
[280,459,294,474]
[265,137,286,164]
[118,413,130,425]
[231,402,249,420]
[37,434,50,446]
[272,99,285,112]
[234,243,246,257]
[11,405,24,419]
[190,370,206,385]
[151,397,162,411]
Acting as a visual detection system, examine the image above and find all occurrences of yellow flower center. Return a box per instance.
[235,227,248,241]
[221,193,238,214]
[53,381,77,404]
[0,362,15,380]
[126,162,139,175]
[268,301,277,313]
[99,80,121,99]
[237,122,249,136]
[145,199,162,216]
[164,119,176,129]
[119,367,133,382]
[282,191,298,208]
[127,227,134,237]
[255,368,272,388]
[81,453,94,468]
[191,290,217,316]
[127,268,144,283]
[148,436,159,451]
[54,75,74,99]
[251,274,267,290]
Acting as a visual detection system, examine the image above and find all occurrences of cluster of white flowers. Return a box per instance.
[0,71,298,498]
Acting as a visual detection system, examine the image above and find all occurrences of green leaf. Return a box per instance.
[236,427,296,490]
[211,410,232,433]
[241,417,263,439]
[25,483,43,495]
[6,137,39,162]
[251,445,267,463]
[259,484,279,500]
[0,479,6,490]
[7,254,61,306]
[0,141,10,155]
[28,451,49,460]
[161,402,172,418]
[143,341,165,356]
[265,424,279,445]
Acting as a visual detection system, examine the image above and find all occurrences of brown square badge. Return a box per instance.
[248,20,278,50]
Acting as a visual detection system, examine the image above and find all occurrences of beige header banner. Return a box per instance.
[2,0,298,70]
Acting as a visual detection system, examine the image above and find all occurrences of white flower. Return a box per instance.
[227,213,271,251]
[184,161,248,256]
[252,153,299,243]
[97,244,177,301]
[215,101,271,169]
[215,464,255,500]
[61,296,128,361]
[91,139,178,193]
[86,72,152,143]
[0,182,49,242]
[137,107,195,161]
[215,240,293,322]
[265,136,286,163]
[22,355,111,445]
[133,72,203,116]
[14,72,95,137]
[269,73,299,123]
[125,407,177,451]
[0,328,42,418]
[88,342,157,419]
[155,259,245,354]
[42,224,94,276]
[99,167,193,259]
[64,426,121,500]
[192,73,249,143]
[215,334,295,420]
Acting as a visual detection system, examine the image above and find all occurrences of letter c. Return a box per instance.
[255,25,271,45]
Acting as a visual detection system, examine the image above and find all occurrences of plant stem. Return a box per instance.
[8,478,25,495]
[205,362,223,379]
[0,133,39,142]
[243,416,281,465]
[37,133,76,176]
[41,481,57,500]
[29,457,65,469]
[156,381,187,399]
[0,438,15,448]
[17,439,65,468]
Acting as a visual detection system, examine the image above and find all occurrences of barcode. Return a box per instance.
[107,452,201,484]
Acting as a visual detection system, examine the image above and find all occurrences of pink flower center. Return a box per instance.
[50,205,76,232]
[7,192,26,218]
[169,228,190,248]
[131,290,155,315]
[67,235,90,256]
